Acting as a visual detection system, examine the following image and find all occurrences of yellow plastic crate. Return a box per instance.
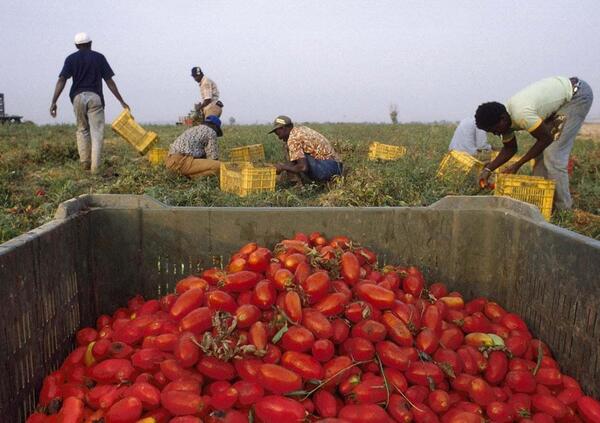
[368,142,407,161]
[494,174,555,221]
[111,109,159,155]
[219,162,276,197]
[227,144,265,162]
[436,150,484,183]
[147,148,168,165]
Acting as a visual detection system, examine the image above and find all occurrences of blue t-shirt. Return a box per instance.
[59,49,114,106]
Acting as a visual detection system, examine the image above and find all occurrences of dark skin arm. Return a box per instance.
[105,78,129,109]
[485,137,518,172]
[50,76,67,117]
[275,157,308,174]
[502,121,554,173]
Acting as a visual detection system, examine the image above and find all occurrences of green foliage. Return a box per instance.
[0,122,598,243]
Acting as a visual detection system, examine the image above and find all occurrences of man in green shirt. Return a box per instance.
[475,76,593,210]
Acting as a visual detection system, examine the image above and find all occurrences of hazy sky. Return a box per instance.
[2,1,599,125]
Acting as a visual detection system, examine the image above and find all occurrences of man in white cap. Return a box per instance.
[191,66,223,120]
[50,32,129,174]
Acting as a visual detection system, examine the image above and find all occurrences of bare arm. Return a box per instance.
[105,78,129,109]
[50,77,67,117]
[275,157,308,174]
[486,137,518,172]
[513,122,554,168]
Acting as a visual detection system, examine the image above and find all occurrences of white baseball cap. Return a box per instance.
[74,32,91,45]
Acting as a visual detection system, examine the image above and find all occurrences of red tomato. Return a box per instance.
[302,308,334,339]
[484,351,509,385]
[105,396,143,423]
[283,253,307,272]
[501,313,528,332]
[160,390,205,416]
[90,359,135,384]
[170,288,205,320]
[254,395,306,422]
[531,394,567,419]
[252,280,277,309]
[281,351,324,380]
[234,304,260,329]
[206,290,237,313]
[222,271,260,293]
[439,327,464,350]
[233,380,264,406]
[312,339,335,362]
[211,385,239,410]
[505,370,537,393]
[247,247,272,272]
[428,389,450,414]
[486,401,516,422]
[342,337,375,361]
[131,348,165,372]
[175,275,208,294]
[340,252,361,284]
[314,389,338,418]
[56,396,85,423]
[351,319,387,343]
[196,356,235,380]
[124,383,161,412]
[469,377,495,406]
[381,312,414,346]
[248,321,268,351]
[174,336,200,368]
[331,319,350,345]
[349,376,387,405]
[257,364,302,394]
[355,283,395,309]
[76,327,98,346]
[281,326,315,352]
[376,341,418,371]
[484,302,507,322]
[556,387,583,406]
[535,368,563,387]
[577,396,600,423]
[338,404,392,422]
[314,292,348,316]
[179,307,212,335]
[416,327,440,354]
[283,291,302,324]
[405,362,444,387]
[301,271,330,303]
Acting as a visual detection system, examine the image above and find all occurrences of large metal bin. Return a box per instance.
[1,194,599,422]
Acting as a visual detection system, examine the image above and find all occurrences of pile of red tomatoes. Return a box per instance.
[27,233,600,423]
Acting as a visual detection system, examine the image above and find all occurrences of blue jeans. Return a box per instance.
[533,80,593,210]
[305,154,343,181]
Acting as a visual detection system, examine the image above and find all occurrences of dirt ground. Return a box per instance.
[579,123,600,140]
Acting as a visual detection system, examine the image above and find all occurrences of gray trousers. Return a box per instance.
[73,92,105,173]
[533,80,593,210]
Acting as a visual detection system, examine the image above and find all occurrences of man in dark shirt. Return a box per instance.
[50,32,128,174]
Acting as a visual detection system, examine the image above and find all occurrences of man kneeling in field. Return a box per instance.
[268,115,343,183]
[165,115,222,178]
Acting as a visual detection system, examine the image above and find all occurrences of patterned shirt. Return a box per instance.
[287,126,340,162]
[200,76,220,102]
[169,125,219,159]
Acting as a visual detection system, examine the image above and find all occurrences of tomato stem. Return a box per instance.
[375,354,390,409]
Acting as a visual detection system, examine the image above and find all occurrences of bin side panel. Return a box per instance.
[90,209,144,315]
[0,216,90,422]
[141,209,212,298]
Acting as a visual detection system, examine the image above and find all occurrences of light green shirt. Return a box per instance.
[501,76,572,142]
